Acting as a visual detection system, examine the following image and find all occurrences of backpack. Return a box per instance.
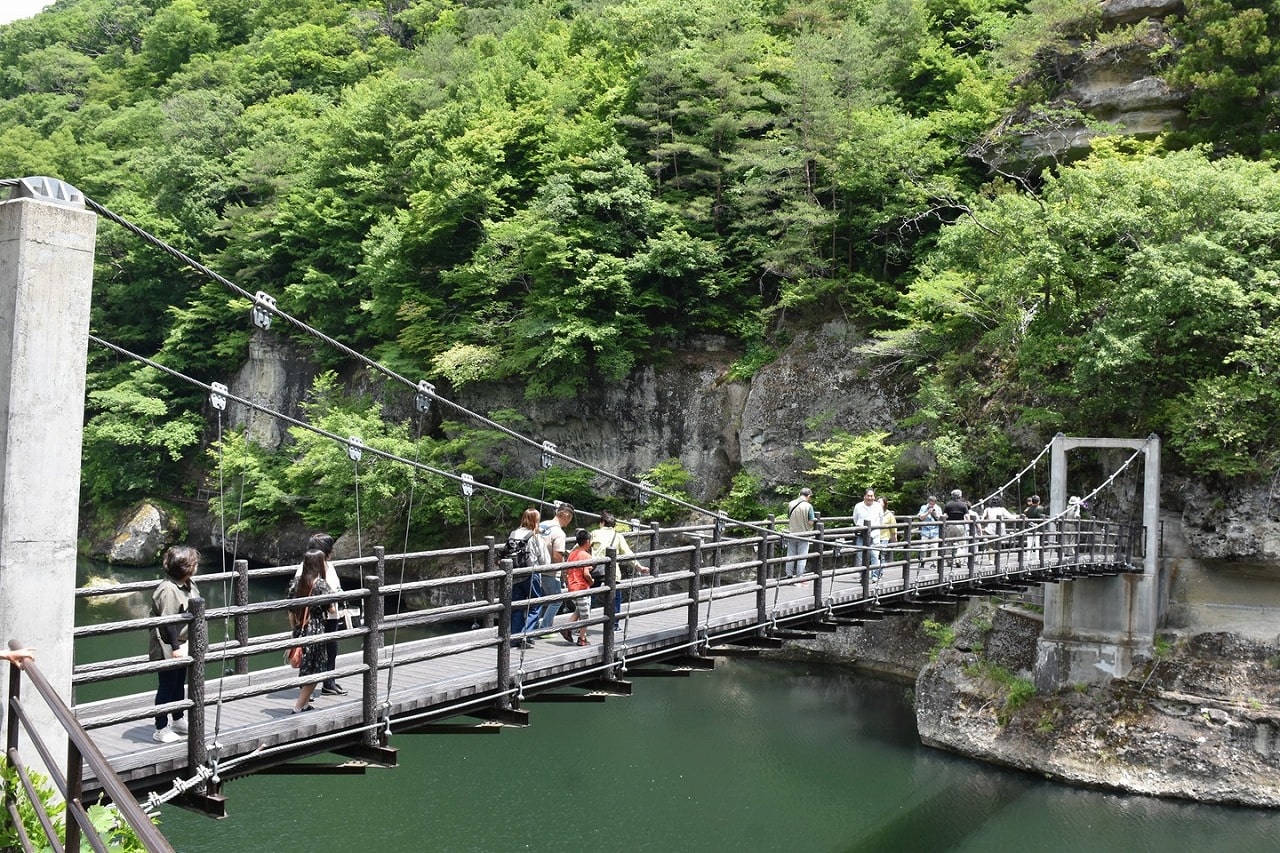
[504,530,534,569]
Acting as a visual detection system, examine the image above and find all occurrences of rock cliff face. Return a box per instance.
[916,632,1280,808]
[978,1,1188,172]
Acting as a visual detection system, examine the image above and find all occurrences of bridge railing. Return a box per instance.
[4,643,172,851]
[68,514,1137,778]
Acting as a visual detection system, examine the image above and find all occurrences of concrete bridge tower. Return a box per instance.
[1034,433,1163,689]
[0,178,96,758]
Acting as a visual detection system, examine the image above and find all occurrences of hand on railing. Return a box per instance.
[2,645,35,667]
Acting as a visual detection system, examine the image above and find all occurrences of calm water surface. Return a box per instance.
[156,657,1280,853]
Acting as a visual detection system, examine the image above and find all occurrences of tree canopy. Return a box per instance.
[2,0,1278,538]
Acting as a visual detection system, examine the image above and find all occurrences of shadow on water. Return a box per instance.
[841,770,1027,853]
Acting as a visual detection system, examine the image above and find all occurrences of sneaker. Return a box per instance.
[320,684,347,696]
[152,727,180,744]
[171,717,188,735]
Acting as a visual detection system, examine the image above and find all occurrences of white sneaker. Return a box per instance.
[152,727,180,744]
[171,717,188,735]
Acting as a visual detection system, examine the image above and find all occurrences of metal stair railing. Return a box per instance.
[4,641,172,852]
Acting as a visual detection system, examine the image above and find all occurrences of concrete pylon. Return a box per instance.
[1035,433,1162,689]
[0,178,96,763]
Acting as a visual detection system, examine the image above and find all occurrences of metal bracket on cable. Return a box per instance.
[415,380,434,413]
[515,669,526,701]
[715,512,727,538]
[209,382,228,411]
[637,480,653,506]
[540,441,556,470]
[251,291,276,330]
[346,435,364,463]
[460,473,475,497]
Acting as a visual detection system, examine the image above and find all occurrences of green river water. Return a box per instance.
[79,560,1280,852]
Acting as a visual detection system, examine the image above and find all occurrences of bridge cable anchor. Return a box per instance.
[540,441,557,470]
[250,290,276,330]
[415,380,435,413]
[346,435,364,463]
[209,382,228,411]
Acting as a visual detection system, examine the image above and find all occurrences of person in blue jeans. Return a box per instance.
[536,503,575,633]
[507,508,549,647]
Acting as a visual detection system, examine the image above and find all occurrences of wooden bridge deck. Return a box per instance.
[75,549,1133,802]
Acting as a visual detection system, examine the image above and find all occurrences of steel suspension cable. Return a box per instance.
[87,335,561,513]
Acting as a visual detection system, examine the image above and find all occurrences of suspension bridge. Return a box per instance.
[0,178,1164,848]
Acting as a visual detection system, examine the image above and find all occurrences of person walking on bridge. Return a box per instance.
[851,489,883,580]
[537,502,574,635]
[150,545,199,743]
[506,508,550,648]
[561,528,594,646]
[293,533,346,696]
[785,487,816,577]
[942,489,971,568]
[591,511,646,630]
[916,495,943,569]
[288,549,333,713]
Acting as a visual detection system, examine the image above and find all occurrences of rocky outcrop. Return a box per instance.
[228,329,320,449]
[97,501,180,565]
[977,8,1188,173]
[916,614,1280,808]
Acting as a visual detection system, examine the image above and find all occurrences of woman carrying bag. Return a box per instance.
[287,549,332,713]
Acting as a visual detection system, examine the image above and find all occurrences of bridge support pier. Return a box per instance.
[1034,434,1161,690]
[0,179,96,767]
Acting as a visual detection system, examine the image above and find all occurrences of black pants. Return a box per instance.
[154,666,186,730]
[322,617,340,686]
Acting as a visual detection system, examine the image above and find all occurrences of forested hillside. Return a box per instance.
[2,0,1278,540]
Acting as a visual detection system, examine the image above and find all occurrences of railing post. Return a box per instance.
[64,735,83,853]
[496,558,513,711]
[965,519,977,579]
[648,521,661,580]
[186,596,208,774]
[234,559,250,675]
[602,549,618,667]
[757,518,772,631]
[6,654,19,755]
[686,540,702,651]
[362,572,384,746]
[812,519,825,611]
[903,518,914,591]
[482,536,497,629]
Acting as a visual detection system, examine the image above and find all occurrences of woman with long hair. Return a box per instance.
[149,545,200,743]
[287,549,332,713]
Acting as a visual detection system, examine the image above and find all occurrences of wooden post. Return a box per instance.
[812,518,825,611]
[601,549,618,669]
[186,597,208,773]
[233,559,249,675]
[756,523,770,632]
[686,540,702,651]
[496,558,513,712]
[482,536,496,629]
[361,573,383,746]
[902,518,914,591]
